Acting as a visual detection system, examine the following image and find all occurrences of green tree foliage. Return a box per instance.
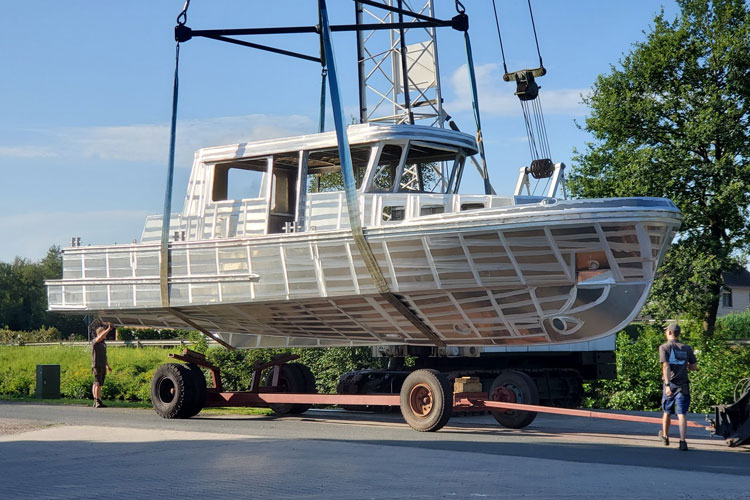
[568,0,750,334]
[0,247,82,335]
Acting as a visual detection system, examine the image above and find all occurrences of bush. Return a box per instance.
[60,367,93,399]
[295,347,385,394]
[584,321,750,413]
[715,311,750,339]
[0,327,63,345]
[200,346,384,394]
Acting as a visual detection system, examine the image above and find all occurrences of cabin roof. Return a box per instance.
[193,123,479,163]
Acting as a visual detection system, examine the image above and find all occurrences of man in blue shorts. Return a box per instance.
[658,323,698,450]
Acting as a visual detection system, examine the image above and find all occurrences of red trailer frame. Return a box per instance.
[160,349,708,433]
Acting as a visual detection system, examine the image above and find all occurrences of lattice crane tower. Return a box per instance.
[355,0,445,127]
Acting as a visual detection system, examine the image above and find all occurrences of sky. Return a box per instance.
[0,1,679,263]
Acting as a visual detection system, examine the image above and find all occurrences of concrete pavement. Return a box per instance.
[1,402,748,499]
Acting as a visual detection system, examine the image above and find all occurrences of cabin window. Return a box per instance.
[722,291,733,308]
[460,203,485,211]
[306,145,371,193]
[399,142,458,194]
[420,205,444,216]
[369,144,403,192]
[382,206,405,222]
[212,159,267,202]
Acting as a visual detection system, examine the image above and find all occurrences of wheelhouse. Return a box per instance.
[142,124,478,241]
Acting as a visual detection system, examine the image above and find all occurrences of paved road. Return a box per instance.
[1,401,748,499]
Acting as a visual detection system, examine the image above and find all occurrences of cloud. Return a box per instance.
[0,209,151,262]
[447,63,590,117]
[0,114,317,166]
[0,146,57,158]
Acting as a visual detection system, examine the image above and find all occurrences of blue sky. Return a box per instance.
[0,1,678,262]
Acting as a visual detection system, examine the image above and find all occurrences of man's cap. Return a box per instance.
[666,323,681,335]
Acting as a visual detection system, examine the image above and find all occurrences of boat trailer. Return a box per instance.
[152,349,743,444]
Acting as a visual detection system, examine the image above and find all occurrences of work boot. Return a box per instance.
[679,440,688,451]
[658,430,669,446]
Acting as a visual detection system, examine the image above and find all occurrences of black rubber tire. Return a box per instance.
[183,363,207,418]
[265,364,308,415]
[289,363,316,393]
[489,370,540,429]
[286,363,316,415]
[399,369,452,432]
[150,363,194,419]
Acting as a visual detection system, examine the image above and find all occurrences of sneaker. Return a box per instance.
[94,400,106,408]
[679,440,688,451]
[658,430,669,446]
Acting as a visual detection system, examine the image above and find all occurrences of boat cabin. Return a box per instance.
[140,123,505,242]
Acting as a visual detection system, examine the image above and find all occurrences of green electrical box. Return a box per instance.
[35,364,60,399]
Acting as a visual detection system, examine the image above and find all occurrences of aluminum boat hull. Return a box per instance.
[47,197,680,347]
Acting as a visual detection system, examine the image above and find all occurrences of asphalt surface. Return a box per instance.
[1,401,748,499]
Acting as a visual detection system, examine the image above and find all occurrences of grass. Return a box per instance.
[0,345,182,401]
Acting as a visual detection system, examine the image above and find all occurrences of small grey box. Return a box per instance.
[35,365,60,399]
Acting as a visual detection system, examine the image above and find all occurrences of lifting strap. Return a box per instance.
[160,1,190,307]
[319,0,445,347]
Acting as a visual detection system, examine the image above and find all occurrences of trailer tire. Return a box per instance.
[266,364,308,415]
[400,369,452,432]
[184,363,207,417]
[150,363,194,419]
[286,363,316,414]
[291,362,316,393]
[489,370,539,429]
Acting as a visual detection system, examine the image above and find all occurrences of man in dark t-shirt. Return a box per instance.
[92,322,113,408]
[658,323,697,450]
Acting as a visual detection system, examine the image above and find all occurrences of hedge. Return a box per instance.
[583,321,750,413]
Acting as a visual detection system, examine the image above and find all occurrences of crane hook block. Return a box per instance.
[508,70,544,102]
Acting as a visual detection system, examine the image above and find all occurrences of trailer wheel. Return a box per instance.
[286,363,316,415]
[265,363,308,415]
[291,362,316,393]
[150,363,194,419]
[184,363,207,417]
[489,370,539,429]
[399,369,452,432]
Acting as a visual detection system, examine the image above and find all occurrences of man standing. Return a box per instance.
[92,322,113,408]
[658,323,698,450]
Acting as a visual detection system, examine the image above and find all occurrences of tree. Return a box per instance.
[568,0,750,335]
[0,246,82,335]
